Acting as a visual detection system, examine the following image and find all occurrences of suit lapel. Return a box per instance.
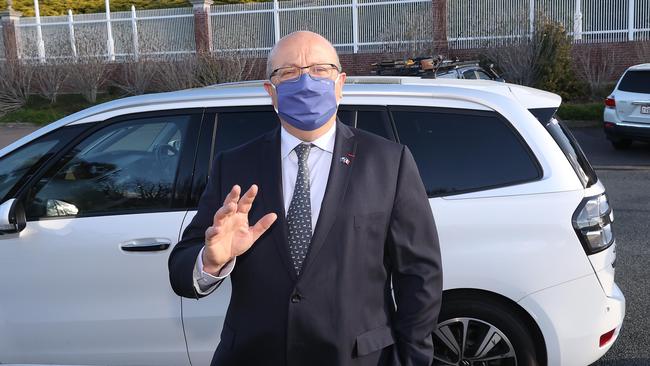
[259,127,297,282]
[301,121,357,275]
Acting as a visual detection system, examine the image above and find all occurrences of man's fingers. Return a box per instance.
[237,184,258,214]
[212,201,237,227]
[223,185,241,206]
[250,213,278,241]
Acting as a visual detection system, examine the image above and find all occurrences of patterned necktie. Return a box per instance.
[287,143,313,275]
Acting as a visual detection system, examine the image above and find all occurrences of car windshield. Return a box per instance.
[618,70,650,93]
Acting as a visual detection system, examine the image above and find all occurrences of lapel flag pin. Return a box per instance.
[340,156,351,165]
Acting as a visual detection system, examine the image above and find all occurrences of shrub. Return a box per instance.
[0,61,33,117]
[533,20,582,101]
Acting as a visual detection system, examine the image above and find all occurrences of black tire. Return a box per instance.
[611,139,633,150]
[432,297,541,366]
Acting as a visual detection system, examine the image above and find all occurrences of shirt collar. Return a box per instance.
[280,122,337,159]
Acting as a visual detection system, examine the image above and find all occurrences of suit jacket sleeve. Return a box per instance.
[387,146,443,366]
[168,152,225,299]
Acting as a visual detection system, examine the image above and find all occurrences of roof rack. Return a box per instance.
[371,56,501,80]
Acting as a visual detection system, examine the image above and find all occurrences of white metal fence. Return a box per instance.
[13,0,433,61]
[209,0,434,55]
[6,0,650,61]
[448,0,650,49]
[17,6,195,61]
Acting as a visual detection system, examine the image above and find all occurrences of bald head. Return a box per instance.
[266,31,341,78]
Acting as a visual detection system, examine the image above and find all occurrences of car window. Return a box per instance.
[545,117,597,188]
[337,110,355,126]
[463,70,477,79]
[0,126,86,203]
[617,70,650,93]
[338,108,394,140]
[25,115,191,219]
[214,110,279,156]
[435,70,458,79]
[391,107,541,196]
[476,70,493,80]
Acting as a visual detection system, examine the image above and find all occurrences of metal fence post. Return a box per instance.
[352,0,359,53]
[628,0,635,41]
[529,0,535,39]
[105,0,115,61]
[574,0,582,40]
[131,5,139,60]
[273,0,281,44]
[67,9,77,59]
[33,0,46,62]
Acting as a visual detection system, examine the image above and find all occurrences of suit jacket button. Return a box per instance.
[291,293,302,303]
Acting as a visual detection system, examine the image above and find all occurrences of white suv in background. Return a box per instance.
[0,76,624,366]
[604,63,650,149]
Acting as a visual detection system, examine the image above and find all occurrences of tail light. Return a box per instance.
[572,193,614,255]
[605,97,616,108]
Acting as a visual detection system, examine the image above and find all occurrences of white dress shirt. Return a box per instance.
[193,123,336,294]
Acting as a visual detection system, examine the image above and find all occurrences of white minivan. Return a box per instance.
[0,77,625,366]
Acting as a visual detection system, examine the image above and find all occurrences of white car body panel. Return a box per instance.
[0,212,190,365]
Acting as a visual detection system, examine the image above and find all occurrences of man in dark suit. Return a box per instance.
[168,31,442,366]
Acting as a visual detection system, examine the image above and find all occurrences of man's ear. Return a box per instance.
[264,81,278,109]
[335,73,347,101]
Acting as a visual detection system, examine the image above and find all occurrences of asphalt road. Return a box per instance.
[0,123,648,365]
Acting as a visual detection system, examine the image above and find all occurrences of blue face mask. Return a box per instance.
[274,73,339,131]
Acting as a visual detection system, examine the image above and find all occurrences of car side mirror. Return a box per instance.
[0,199,27,234]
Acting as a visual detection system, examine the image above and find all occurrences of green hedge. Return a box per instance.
[556,102,603,121]
[0,0,272,16]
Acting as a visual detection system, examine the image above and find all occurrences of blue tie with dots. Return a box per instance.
[287,143,313,275]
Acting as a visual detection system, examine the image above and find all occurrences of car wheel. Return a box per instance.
[611,139,633,150]
[432,297,541,366]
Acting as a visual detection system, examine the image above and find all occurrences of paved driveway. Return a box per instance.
[0,123,40,150]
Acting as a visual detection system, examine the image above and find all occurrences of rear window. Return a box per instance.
[544,117,597,187]
[391,107,541,196]
[618,70,650,93]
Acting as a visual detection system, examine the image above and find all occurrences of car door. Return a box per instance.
[180,106,279,366]
[180,106,396,365]
[0,110,203,365]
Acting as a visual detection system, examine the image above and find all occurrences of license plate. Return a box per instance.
[642,105,650,114]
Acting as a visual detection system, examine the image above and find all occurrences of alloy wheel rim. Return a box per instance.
[432,317,517,366]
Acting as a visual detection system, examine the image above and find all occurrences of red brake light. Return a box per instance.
[600,328,616,347]
[605,97,616,108]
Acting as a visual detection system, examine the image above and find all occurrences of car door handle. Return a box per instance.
[120,238,172,252]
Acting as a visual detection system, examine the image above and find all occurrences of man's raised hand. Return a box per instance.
[202,184,277,275]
